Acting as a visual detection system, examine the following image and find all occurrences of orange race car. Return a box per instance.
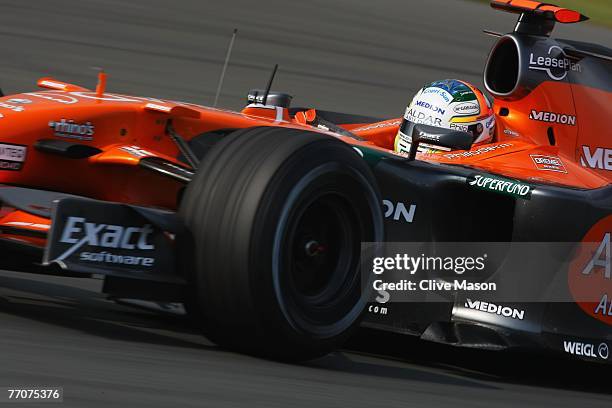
[0,0,610,362]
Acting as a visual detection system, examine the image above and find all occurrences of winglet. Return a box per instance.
[143,103,201,119]
[37,77,91,92]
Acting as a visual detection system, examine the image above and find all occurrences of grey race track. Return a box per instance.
[0,1,611,407]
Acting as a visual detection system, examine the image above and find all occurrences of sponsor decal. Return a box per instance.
[467,174,532,199]
[417,130,441,143]
[580,146,611,171]
[395,133,411,154]
[595,294,612,316]
[450,123,469,132]
[530,154,567,173]
[455,90,474,99]
[529,45,582,81]
[58,216,155,267]
[600,343,610,359]
[581,232,610,280]
[503,128,519,137]
[444,143,513,159]
[382,200,416,223]
[79,250,152,266]
[6,98,32,104]
[0,143,27,171]
[422,87,453,103]
[529,110,576,126]
[60,217,155,250]
[453,102,479,115]
[45,199,175,276]
[415,100,445,115]
[0,101,25,112]
[48,119,95,141]
[464,299,525,320]
[563,341,609,360]
[367,304,388,315]
[120,145,154,158]
[247,93,264,104]
[404,108,442,127]
[396,131,449,155]
[568,215,612,326]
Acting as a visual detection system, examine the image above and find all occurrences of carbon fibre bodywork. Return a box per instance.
[362,156,612,363]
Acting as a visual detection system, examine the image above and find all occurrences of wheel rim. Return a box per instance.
[286,193,360,303]
[271,162,381,338]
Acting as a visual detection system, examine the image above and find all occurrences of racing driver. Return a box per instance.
[394,79,496,154]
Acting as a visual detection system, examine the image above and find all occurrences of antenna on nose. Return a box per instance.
[262,64,278,106]
[213,28,238,107]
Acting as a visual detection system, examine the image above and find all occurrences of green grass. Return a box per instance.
[471,0,612,27]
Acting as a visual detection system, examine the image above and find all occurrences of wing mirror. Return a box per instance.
[407,123,474,161]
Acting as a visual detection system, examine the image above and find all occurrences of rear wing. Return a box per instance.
[490,0,588,36]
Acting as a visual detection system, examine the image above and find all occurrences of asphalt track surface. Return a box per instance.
[0,1,611,407]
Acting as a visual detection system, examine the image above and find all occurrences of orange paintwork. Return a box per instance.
[0,84,365,211]
[490,0,586,23]
[351,118,403,148]
[95,71,107,98]
[568,214,612,326]
[0,208,50,247]
[568,85,611,180]
[352,79,610,189]
[0,70,608,247]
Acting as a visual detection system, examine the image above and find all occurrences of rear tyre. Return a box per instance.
[179,126,383,361]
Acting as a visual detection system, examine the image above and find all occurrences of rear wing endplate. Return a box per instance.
[490,0,588,36]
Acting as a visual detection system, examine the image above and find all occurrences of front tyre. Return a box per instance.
[179,127,383,361]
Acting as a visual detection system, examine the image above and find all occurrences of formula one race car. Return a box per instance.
[0,0,609,362]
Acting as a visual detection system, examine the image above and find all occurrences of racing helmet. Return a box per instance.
[394,79,495,154]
